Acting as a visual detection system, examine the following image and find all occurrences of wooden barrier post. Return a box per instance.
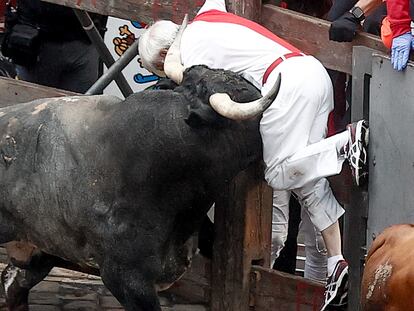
[209,2,273,310]
[211,163,272,311]
[228,0,262,22]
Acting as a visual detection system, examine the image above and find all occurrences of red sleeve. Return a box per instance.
[386,0,411,38]
[0,2,5,33]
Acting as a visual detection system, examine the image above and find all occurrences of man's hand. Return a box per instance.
[391,32,412,71]
[329,12,361,42]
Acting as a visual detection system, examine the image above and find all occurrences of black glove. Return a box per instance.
[329,12,360,42]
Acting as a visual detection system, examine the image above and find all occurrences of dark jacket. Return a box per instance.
[16,0,107,42]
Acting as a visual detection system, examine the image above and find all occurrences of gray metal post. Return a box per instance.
[368,54,414,254]
[86,39,139,96]
[73,9,133,97]
[345,46,375,311]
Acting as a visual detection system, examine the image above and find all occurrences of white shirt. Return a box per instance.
[181,0,300,89]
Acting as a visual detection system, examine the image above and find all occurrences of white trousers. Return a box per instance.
[261,55,345,233]
[271,191,327,282]
[301,207,328,282]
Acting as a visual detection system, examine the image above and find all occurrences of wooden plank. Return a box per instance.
[228,0,262,22]
[0,249,208,310]
[1,248,210,306]
[261,5,388,74]
[41,0,205,24]
[40,1,388,73]
[251,265,325,311]
[211,164,272,311]
[165,253,211,305]
[0,77,76,108]
[247,178,272,267]
[40,0,261,23]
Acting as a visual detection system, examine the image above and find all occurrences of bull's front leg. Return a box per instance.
[1,251,56,311]
[100,261,161,311]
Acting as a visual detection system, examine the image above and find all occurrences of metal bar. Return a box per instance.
[73,9,133,97]
[86,39,139,96]
[351,46,374,121]
[344,46,376,311]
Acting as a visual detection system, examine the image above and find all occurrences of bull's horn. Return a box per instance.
[164,14,188,84]
[209,73,282,120]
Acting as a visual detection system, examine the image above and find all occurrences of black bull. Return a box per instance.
[0,65,267,311]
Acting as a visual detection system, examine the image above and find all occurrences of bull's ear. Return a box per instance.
[185,100,227,128]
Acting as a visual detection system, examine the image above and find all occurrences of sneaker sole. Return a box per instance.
[359,120,369,146]
[320,265,349,311]
[354,120,369,186]
[330,275,349,307]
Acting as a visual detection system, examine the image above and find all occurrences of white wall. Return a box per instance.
[103,17,159,98]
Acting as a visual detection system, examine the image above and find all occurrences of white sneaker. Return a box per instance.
[344,120,369,186]
[320,260,349,311]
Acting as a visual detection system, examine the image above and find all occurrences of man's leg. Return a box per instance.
[60,40,100,93]
[271,190,291,267]
[294,89,348,308]
[293,178,345,260]
[294,178,348,309]
[300,209,327,282]
[304,96,344,265]
[15,41,62,88]
[273,195,301,274]
[322,220,342,258]
[322,220,349,295]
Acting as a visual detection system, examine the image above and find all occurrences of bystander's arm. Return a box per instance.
[356,0,383,16]
[329,0,382,42]
[386,0,413,70]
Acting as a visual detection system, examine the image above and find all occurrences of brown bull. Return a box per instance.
[361,224,414,311]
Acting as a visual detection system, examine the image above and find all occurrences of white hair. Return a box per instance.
[138,20,179,75]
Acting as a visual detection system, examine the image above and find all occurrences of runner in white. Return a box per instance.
[139,1,369,308]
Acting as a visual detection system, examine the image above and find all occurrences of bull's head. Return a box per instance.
[164,15,281,121]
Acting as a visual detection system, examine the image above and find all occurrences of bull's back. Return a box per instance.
[0,95,123,250]
[0,95,122,195]
[361,224,414,311]
[0,93,197,264]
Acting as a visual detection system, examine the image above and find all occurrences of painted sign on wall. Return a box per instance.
[104,17,159,98]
